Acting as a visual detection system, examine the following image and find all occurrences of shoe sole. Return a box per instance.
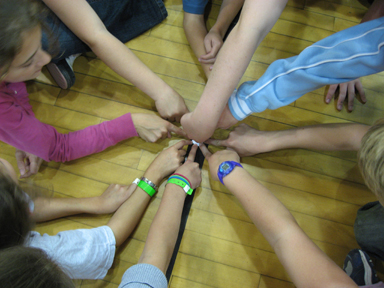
[46,62,75,90]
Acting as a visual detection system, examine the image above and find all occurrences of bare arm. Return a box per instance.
[138,145,201,273]
[43,0,188,121]
[31,184,134,222]
[107,140,190,246]
[183,0,244,78]
[181,0,288,142]
[183,12,212,77]
[207,123,370,156]
[201,147,358,288]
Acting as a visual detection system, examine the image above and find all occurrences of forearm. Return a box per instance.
[210,0,244,38]
[138,184,186,274]
[107,170,161,246]
[224,168,357,288]
[31,196,103,222]
[265,123,369,152]
[183,12,212,77]
[361,0,384,22]
[90,32,175,101]
[193,0,287,138]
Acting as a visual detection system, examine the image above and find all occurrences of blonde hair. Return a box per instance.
[358,118,384,200]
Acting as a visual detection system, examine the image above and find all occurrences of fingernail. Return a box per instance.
[325,99,330,103]
[337,105,342,110]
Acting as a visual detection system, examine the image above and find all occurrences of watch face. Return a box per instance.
[220,163,230,172]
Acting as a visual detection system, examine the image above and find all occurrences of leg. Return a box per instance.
[355,201,384,261]
[229,17,384,120]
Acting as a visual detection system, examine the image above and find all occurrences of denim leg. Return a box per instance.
[355,201,384,261]
[42,0,167,62]
[228,16,384,120]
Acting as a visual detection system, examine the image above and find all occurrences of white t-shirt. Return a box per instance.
[26,225,116,279]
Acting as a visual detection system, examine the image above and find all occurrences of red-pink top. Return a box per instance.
[0,81,138,162]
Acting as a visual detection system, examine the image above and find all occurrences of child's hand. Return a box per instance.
[199,29,223,65]
[144,140,192,185]
[174,144,202,189]
[325,79,366,111]
[206,124,272,156]
[155,90,189,122]
[132,113,187,142]
[15,149,44,178]
[199,144,240,182]
[95,184,135,214]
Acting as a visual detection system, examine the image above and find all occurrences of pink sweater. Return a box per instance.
[0,82,138,162]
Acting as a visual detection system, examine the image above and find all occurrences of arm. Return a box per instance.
[107,140,191,246]
[207,123,370,156]
[181,0,288,142]
[200,146,358,288]
[183,0,244,78]
[138,145,201,273]
[325,0,384,111]
[31,184,135,222]
[183,12,212,77]
[199,0,245,66]
[43,0,188,121]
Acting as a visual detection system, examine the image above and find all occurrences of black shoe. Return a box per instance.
[46,58,76,90]
[343,249,380,286]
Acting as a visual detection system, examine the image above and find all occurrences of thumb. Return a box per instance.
[169,124,187,138]
[15,153,26,176]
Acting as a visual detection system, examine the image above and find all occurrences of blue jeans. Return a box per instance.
[43,0,167,62]
[355,201,384,261]
[228,16,384,120]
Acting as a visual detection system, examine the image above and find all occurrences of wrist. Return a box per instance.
[209,25,225,39]
[143,170,162,187]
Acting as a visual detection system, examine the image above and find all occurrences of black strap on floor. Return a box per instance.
[165,144,207,281]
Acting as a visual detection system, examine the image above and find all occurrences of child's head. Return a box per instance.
[0,157,33,249]
[358,119,384,205]
[0,246,74,288]
[0,0,51,82]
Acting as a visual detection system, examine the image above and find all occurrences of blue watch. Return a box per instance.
[217,161,243,185]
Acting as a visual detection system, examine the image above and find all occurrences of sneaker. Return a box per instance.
[46,54,79,89]
[343,249,380,286]
[357,0,374,7]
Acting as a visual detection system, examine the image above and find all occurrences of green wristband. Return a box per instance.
[137,180,156,197]
[167,178,193,195]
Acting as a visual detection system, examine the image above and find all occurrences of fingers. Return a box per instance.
[355,80,367,103]
[199,143,212,159]
[187,144,198,162]
[29,157,40,175]
[173,139,192,149]
[347,83,355,112]
[15,152,26,176]
[337,84,347,111]
[325,84,338,104]
[205,138,227,147]
[168,123,187,138]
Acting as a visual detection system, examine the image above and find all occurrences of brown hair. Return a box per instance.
[0,246,75,288]
[0,0,57,77]
[358,118,384,200]
[0,173,33,248]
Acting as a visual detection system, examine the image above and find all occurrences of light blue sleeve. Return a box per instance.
[229,17,384,120]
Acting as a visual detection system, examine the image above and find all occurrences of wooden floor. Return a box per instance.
[0,0,382,287]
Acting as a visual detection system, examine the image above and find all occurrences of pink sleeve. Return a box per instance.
[0,101,138,162]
